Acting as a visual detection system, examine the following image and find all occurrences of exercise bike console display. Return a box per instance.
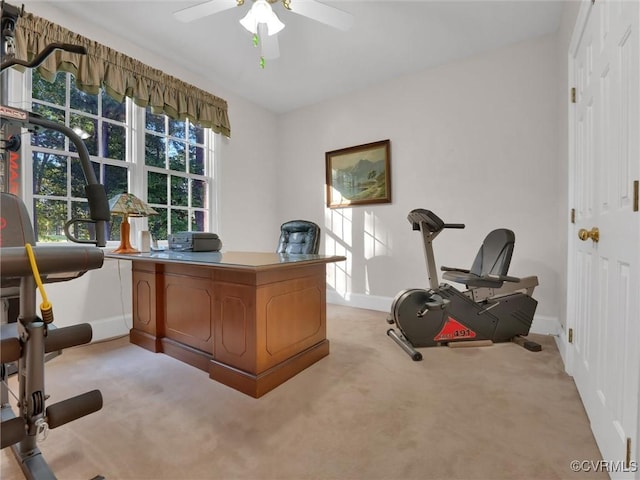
[386,208,541,360]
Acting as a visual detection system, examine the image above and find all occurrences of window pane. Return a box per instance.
[32,153,67,196]
[169,119,186,139]
[34,198,67,242]
[171,176,188,206]
[70,201,95,242]
[189,145,205,175]
[148,207,167,240]
[70,81,98,114]
[189,123,204,144]
[145,134,166,167]
[171,209,188,233]
[32,70,65,105]
[104,164,128,199]
[145,110,165,133]
[102,91,125,122]
[191,210,206,232]
[71,160,100,198]
[103,123,126,161]
[148,172,167,204]
[109,214,123,241]
[31,103,65,149]
[70,113,97,155]
[168,140,186,172]
[191,179,205,208]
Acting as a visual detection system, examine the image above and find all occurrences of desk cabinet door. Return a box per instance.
[164,274,215,354]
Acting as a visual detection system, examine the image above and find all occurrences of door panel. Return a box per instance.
[569,1,639,477]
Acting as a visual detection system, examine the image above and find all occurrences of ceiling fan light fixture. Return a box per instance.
[239,0,285,36]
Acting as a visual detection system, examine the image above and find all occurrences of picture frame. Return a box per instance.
[325,139,391,208]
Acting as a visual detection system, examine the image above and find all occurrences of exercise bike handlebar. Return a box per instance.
[407,209,465,233]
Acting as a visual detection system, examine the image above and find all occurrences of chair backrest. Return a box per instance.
[469,228,515,278]
[276,220,320,254]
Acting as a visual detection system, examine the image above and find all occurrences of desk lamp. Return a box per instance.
[109,193,157,254]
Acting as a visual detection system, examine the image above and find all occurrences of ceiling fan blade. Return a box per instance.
[287,0,354,31]
[174,0,239,23]
[257,23,280,59]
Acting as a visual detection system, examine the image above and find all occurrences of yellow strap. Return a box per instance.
[24,243,51,311]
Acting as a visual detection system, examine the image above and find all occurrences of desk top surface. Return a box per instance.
[105,250,346,269]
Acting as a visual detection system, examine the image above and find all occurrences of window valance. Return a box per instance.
[15,12,231,137]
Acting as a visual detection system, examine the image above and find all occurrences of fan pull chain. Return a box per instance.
[252,33,266,69]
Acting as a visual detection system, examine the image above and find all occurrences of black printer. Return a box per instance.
[168,232,222,252]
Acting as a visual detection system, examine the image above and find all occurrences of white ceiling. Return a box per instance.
[27,0,565,113]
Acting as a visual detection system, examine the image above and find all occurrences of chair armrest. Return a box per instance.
[441,266,470,273]
[486,274,521,283]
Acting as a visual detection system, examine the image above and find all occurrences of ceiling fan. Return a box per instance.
[174,0,354,66]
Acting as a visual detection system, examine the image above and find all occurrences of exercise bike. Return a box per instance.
[1,3,109,478]
[386,209,541,361]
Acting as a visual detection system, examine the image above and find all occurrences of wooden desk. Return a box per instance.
[106,251,345,398]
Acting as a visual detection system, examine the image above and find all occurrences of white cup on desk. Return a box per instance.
[137,230,151,253]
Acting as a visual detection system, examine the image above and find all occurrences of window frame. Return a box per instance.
[10,68,219,246]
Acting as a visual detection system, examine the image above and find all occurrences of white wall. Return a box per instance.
[277,33,563,334]
[20,2,280,340]
[34,257,132,338]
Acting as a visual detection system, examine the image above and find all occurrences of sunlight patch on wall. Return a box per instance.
[364,210,392,295]
[364,210,390,260]
[326,202,353,247]
[325,208,352,298]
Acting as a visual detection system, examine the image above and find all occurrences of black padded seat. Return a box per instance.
[441,228,517,288]
[276,220,320,255]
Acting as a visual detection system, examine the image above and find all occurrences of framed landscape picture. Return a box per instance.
[325,139,391,208]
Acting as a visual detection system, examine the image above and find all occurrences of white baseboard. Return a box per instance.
[529,314,561,336]
[327,291,391,312]
[554,327,571,372]
[327,291,561,336]
[89,314,131,342]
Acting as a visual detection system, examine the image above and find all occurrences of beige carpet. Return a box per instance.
[1,305,605,480]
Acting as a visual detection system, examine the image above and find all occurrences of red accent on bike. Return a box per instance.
[434,317,477,341]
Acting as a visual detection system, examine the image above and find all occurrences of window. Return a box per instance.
[28,70,216,243]
[31,70,128,241]
[144,109,210,241]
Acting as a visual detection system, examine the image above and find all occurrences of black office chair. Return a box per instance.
[276,220,320,254]
[440,228,517,288]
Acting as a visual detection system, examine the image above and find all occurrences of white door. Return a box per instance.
[568,0,639,477]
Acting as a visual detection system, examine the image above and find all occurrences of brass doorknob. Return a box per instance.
[578,227,599,243]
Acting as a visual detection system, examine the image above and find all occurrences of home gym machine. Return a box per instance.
[386,209,541,361]
[1,2,110,478]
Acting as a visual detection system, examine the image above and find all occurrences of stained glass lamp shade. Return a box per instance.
[109,193,157,254]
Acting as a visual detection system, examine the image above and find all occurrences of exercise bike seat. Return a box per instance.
[441,228,519,288]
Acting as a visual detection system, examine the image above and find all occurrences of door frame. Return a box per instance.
[564,0,593,378]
